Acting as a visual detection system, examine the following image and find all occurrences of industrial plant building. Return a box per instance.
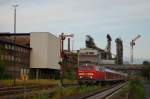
[78,34,121,65]
[0,33,31,78]
[0,32,123,79]
[0,32,60,79]
[30,32,60,79]
[79,48,115,65]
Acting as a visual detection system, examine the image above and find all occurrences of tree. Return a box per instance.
[0,60,5,79]
[143,61,149,65]
[142,61,150,80]
[0,47,5,79]
[86,35,97,49]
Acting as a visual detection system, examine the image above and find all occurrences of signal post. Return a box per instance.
[59,33,74,87]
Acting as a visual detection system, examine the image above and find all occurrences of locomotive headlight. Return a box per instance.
[80,76,82,78]
[79,73,84,75]
[87,73,94,75]
[90,76,92,79]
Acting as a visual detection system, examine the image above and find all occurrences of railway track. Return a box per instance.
[0,84,76,96]
[65,82,127,99]
[0,82,126,99]
[84,82,126,99]
[0,85,55,96]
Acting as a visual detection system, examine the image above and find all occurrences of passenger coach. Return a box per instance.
[76,64,127,84]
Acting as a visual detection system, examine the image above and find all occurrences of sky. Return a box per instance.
[0,0,150,63]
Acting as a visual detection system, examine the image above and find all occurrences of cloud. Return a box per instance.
[0,0,150,62]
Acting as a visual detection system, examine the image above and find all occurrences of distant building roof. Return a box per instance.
[80,47,105,52]
[0,32,30,36]
[0,38,31,49]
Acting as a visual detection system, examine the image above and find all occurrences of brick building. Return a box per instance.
[0,33,30,78]
[0,32,60,79]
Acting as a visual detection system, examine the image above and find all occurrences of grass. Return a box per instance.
[0,79,101,99]
[115,80,144,99]
[31,90,49,99]
[113,82,130,99]
[51,85,102,99]
[128,79,145,99]
[7,89,50,99]
[0,84,102,99]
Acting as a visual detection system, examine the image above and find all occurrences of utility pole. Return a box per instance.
[12,4,18,86]
[77,50,80,67]
[130,35,141,64]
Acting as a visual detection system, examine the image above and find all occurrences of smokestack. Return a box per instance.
[68,38,70,52]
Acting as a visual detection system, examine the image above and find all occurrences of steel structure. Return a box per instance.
[106,34,112,59]
[115,38,123,64]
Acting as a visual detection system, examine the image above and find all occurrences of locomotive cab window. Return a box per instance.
[96,66,99,71]
[79,66,94,70]
[100,66,105,71]
[80,63,94,66]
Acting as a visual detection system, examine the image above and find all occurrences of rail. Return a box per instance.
[65,82,127,99]
[84,82,126,99]
[0,84,77,96]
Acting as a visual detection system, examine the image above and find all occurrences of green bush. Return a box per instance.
[64,69,76,80]
[129,79,144,99]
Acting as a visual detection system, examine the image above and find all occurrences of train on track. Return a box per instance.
[76,64,127,84]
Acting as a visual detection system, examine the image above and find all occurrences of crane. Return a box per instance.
[130,35,141,64]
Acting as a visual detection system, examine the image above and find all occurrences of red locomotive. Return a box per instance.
[76,64,127,84]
